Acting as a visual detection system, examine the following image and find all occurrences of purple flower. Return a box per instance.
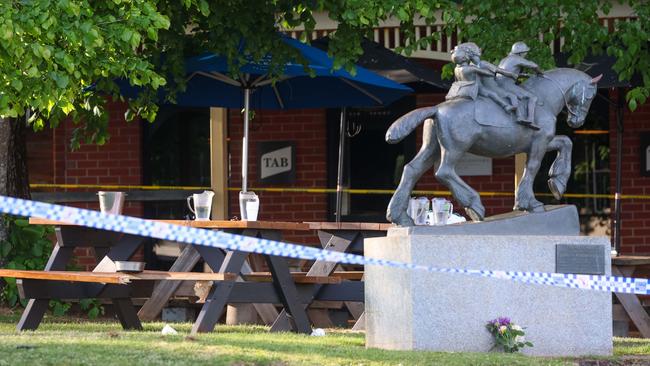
[497,317,511,326]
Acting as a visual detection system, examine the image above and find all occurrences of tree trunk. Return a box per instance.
[0,117,31,200]
[0,116,30,271]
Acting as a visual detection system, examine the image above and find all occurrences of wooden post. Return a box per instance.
[210,108,228,220]
[514,153,526,191]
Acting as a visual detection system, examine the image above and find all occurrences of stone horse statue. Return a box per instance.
[386,68,602,226]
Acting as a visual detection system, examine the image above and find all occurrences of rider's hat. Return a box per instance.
[511,42,530,55]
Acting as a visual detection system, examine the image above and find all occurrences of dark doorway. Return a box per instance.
[326,96,417,222]
[142,106,211,219]
[141,106,211,270]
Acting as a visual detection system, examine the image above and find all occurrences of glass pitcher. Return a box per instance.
[97,191,126,214]
[187,191,215,221]
[408,197,429,225]
[239,191,259,221]
[431,198,453,226]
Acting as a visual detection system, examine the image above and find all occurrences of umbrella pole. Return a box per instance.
[242,88,251,193]
[613,89,624,256]
[335,108,346,223]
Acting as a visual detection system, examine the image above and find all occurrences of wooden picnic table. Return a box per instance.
[612,255,650,338]
[135,219,310,330]
[17,218,315,334]
[270,221,392,331]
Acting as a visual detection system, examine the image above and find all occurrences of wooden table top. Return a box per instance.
[29,218,310,231]
[305,221,394,231]
[611,255,650,266]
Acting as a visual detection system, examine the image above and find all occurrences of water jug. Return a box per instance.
[408,197,429,225]
[187,191,215,221]
[97,191,126,214]
[431,197,454,225]
[239,191,260,221]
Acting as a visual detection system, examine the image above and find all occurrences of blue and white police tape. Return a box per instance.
[0,195,647,295]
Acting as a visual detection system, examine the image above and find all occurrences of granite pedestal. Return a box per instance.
[365,206,612,356]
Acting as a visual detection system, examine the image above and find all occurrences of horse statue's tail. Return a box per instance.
[385,106,438,144]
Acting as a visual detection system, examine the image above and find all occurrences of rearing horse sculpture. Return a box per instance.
[386,68,602,226]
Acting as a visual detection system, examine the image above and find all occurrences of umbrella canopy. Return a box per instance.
[312,36,450,92]
[120,35,412,220]
[180,35,413,110]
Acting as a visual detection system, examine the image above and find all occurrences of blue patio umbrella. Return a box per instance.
[121,36,413,221]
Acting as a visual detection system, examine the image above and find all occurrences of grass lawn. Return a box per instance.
[1,311,649,365]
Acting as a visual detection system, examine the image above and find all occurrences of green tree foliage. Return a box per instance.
[429,0,649,110]
[0,0,648,148]
[0,0,169,148]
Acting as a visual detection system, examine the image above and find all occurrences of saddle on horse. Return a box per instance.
[446,92,540,130]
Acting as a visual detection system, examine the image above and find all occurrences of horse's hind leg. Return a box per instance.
[386,119,439,226]
[435,148,485,221]
[546,136,572,200]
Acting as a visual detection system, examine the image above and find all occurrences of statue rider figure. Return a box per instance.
[447,43,517,116]
[497,41,544,129]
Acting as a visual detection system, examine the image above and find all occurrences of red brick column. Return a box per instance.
[609,89,650,254]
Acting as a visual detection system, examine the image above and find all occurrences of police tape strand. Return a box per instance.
[0,195,648,295]
[28,183,649,200]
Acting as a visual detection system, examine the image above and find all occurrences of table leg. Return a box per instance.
[194,245,226,272]
[138,245,202,321]
[93,247,110,261]
[270,232,355,332]
[95,234,145,330]
[351,312,365,331]
[266,255,312,334]
[90,243,143,330]
[240,229,280,325]
[191,251,248,334]
[17,233,74,331]
[613,265,650,338]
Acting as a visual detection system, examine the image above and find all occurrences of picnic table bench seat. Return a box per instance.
[0,269,356,285]
[0,269,237,284]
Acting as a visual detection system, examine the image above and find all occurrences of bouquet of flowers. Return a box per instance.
[486,317,533,353]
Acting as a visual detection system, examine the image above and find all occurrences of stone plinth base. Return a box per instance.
[365,217,612,356]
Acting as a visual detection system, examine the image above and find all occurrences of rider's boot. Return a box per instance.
[524,96,540,129]
[515,97,540,130]
[517,120,541,130]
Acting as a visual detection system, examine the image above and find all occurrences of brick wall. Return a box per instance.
[227,108,328,245]
[27,100,144,268]
[609,89,650,254]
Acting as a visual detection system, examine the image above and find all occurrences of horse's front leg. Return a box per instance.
[387,119,439,226]
[514,139,550,213]
[546,135,572,200]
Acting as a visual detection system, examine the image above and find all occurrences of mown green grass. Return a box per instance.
[0,312,646,366]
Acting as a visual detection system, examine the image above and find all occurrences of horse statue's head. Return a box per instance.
[564,73,602,128]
